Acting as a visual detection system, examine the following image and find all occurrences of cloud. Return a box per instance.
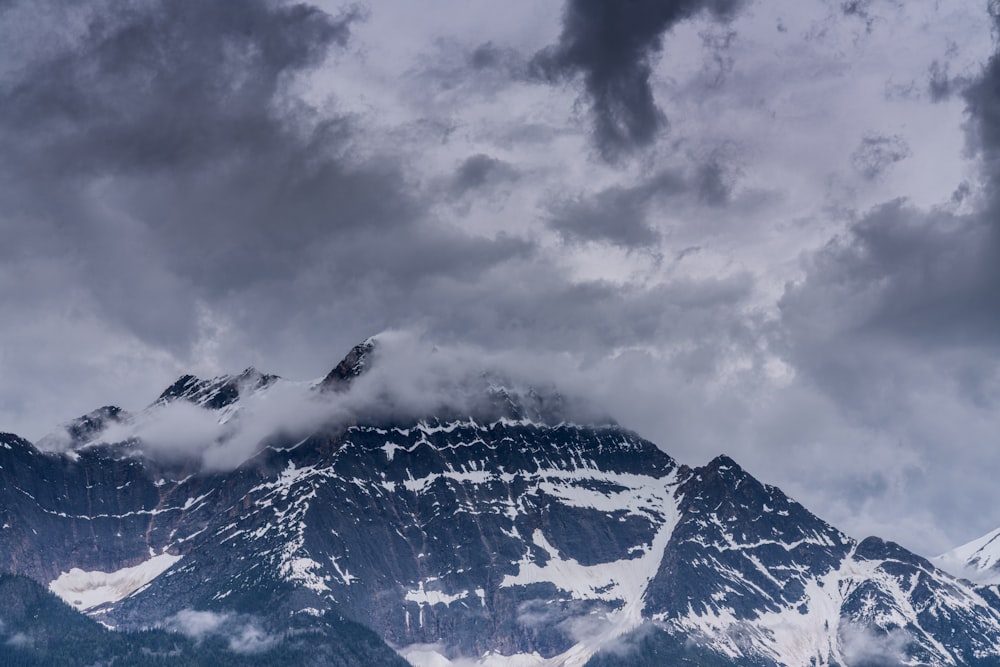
[448,153,520,197]
[0,0,378,348]
[69,319,765,472]
[850,134,911,181]
[0,0,994,563]
[839,622,910,666]
[0,0,543,439]
[165,609,277,654]
[62,329,603,469]
[531,0,745,159]
[928,60,971,103]
[166,610,230,640]
[1,0,357,173]
[547,179,676,247]
[839,0,876,33]
[0,0,539,366]
[103,401,232,463]
[89,375,350,471]
[547,164,736,248]
[769,7,1000,553]
[779,4,1000,416]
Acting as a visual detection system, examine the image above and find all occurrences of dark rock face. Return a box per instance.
[0,572,410,667]
[156,367,279,410]
[106,422,679,660]
[318,338,376,392]
[644,455,853,629]
[3,343,1000,666]
[64,405,127,444]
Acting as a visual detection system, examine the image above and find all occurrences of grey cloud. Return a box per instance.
[414,271,758,369]
[449,154,520,197]
[964,43,1000,172]
[469,41,526,75]
[531,0,744,160]
[839,622,910,666]
[928,60,970,103]
[0,0,539,362]
[165,609,277,653]
[780,200,997,405]
[1,0,357,175]
[840,0,876,32]
[774,14,1000,549]
[548,184,668,248]
[850,133,911,180]
[547,164,734,247]
[0,0,376,347]
[694,159,734,205]
[784,11,1000,399]
[411,39,528,101]
[698,26,738,88]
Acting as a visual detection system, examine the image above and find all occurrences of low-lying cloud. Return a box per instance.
[165,609,277,654]
[839,622,910,666]
[73,330,620,470]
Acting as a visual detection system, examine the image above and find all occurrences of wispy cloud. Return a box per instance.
[165,609,277,654]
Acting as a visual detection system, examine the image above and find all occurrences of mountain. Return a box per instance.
[0,571,409,667]
[935,527,1000,585]
[3,337,1000,666]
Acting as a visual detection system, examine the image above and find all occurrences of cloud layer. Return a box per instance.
[0,0,998,558]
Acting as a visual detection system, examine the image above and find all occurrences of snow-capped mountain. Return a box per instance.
[3,338,1000,666]
[935,527,1000,586]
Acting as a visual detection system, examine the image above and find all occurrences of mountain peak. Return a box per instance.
[0,432,33,452]
[855,535,934,569]
[704,453,742,471]
[318,337,377,392]
[934,525,1000,585]
[155,368,280,411]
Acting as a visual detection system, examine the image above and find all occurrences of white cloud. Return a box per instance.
[164,609,277,654]
[840,622,910,666]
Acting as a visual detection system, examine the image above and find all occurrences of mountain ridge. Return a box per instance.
[2,340,999,666]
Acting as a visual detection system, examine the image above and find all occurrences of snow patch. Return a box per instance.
[49,553,181,611]
[406,581,470,608]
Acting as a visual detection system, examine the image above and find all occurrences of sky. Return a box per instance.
[0,0,998,557]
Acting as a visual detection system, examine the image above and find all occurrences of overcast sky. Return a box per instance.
[1,0,998,557]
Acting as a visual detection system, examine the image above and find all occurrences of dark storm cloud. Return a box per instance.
[1,0,357,174]
[781,200,996,359]
[531,0,744,160]
[0,0,366,343]
[0,0,535,355]
[780,11,1000,415]
[965,42,1000,172]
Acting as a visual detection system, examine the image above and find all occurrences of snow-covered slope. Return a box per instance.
[935,527,1000,585]
[49,552,182,612]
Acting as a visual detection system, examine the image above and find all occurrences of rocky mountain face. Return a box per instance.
[3,339,1000,666]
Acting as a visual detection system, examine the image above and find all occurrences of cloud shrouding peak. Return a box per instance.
[46,332,618,471]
